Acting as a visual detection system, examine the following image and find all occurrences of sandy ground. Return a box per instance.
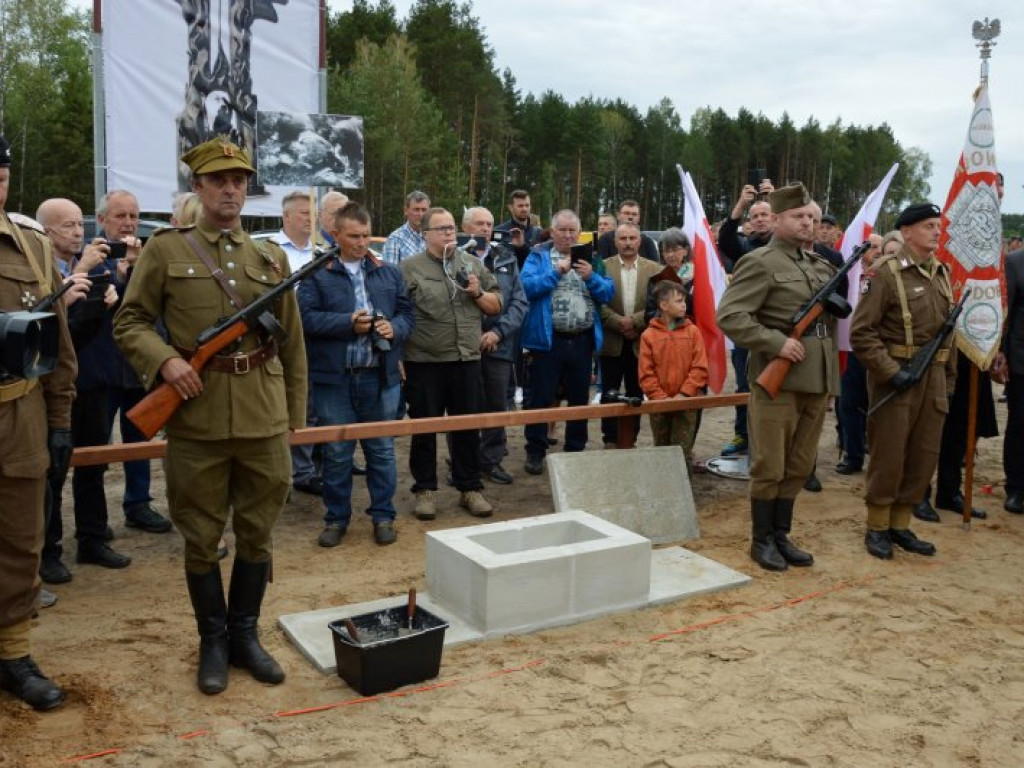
[3,391,1024,767]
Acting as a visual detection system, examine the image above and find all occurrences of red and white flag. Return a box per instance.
[935,84,1004,369]
[836,162,899,352]
[676,165,729,393]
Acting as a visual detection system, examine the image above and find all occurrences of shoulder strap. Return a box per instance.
[9,224,52,293]
[887,259,915,347]
[184,230,245,309]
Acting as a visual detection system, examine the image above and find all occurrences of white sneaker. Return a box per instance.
[514,387,523,405]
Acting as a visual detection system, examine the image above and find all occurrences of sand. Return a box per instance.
[3,395,1023,767]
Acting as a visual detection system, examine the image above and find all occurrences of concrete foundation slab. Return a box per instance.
[279,544,750,676]
[547,447,699,544]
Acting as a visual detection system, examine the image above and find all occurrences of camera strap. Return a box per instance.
[184,231,246,309]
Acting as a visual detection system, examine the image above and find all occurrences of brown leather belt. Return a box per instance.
[0,378,38,403]
[886,343,950,363]
[175,340,279,375]
[801,321,830,339]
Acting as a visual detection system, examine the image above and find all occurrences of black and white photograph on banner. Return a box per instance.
[256,111,364,188]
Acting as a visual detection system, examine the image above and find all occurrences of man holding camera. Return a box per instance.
[400,207,502,520]
[0,135,77,711]
[298,203,413,547]
[34,197,119,585]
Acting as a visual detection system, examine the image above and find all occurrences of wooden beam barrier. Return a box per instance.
[69,392,749,467]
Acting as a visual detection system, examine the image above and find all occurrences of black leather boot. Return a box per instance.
[0,656,64,711]
[185,568,229,695]
[228,559,285,685]
[773,499,814,566]
[750,499,787,571]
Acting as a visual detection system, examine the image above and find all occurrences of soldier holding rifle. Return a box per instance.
[716,183,841,572]
[850,203,956,560]
[114,138,307,694]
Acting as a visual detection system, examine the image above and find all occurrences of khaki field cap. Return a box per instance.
[181,137,255,176]
[769,182,812,214]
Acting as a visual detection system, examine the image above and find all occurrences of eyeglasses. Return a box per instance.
[426,225,457,234]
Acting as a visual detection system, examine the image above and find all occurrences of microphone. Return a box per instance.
[601,390,642,407]
[462,238,477,252]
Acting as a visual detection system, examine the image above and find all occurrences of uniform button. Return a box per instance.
[227,262,235,269]
[187,267,195,275]
[261,274,267,281]
[229,279,237,286]
[225,244,234,252]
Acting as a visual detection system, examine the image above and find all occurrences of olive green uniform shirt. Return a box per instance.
[716,236,840,396]
[113,219,307,440]
[400,248,501,362]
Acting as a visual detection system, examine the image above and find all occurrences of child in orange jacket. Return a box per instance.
[638,281,709,464]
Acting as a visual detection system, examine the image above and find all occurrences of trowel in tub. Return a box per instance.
[400,587,416,636]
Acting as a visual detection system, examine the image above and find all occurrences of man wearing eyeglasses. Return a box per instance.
[520,210,615,474]
[400,208,502,520]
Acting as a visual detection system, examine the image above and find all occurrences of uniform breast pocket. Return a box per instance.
[0,261,44,307]
[166,262,220,309]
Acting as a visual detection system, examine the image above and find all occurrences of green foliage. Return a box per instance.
[325,0,400,73]
[0,0,93,215]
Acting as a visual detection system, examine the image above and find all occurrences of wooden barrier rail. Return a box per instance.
[69,392,750,467]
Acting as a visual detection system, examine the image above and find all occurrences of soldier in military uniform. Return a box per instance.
[716,183,840,571]
[850,203,955,560]
[0,135,77,710]
[114,138,307,694]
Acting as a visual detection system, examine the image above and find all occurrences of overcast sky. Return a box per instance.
[78,0,1023,216]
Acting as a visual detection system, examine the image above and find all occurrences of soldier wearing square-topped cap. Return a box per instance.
[114,138,307,695]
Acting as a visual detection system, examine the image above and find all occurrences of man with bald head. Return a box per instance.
[717,183,841,571]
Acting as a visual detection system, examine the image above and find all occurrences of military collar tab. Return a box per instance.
[195,218,245,244]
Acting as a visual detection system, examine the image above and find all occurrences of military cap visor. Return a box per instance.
[0,134,11,168]
[769,182,812,214]
[895,203,941,229]
[181,138,255,176]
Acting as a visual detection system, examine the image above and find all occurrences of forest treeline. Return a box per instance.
[4,0,1021,236]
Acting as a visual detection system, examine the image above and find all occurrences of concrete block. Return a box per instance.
[548,447,699,544]
[426,510,651,636]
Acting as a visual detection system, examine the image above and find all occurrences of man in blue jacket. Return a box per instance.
[298,203,414,547]
[520,209,615,474]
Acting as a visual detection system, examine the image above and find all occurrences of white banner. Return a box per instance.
[102,0,320,215]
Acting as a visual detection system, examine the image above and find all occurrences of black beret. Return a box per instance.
[0,135,10,168]
[821,213,838,226]
[895,202,941,229]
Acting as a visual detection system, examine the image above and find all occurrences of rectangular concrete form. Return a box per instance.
[547,447,699,544]
[426,511,651,636]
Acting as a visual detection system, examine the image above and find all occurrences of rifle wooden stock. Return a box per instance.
[127,323,249,439]
[754,303,824,399]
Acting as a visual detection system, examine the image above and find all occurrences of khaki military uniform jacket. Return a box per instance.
[400,248,501,363]
[0,212,77,477]
[716,236,840,396]
[113,219,306,440]
[849,246,957,391]
[599,255,663,358]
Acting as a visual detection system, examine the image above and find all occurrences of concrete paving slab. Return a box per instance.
[548,447,699,544]
[648,547,751,605]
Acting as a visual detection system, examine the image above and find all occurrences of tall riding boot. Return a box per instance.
[750,499,787,571]
[773,498,814,566]
[185,567,229,695]
[227,559,285,685]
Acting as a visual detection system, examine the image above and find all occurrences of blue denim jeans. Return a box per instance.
[313,372,400,528]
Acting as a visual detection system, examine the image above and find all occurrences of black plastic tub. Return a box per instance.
[329,605,449,696]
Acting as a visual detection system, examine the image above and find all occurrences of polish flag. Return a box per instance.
[934,84,1004,369]
[836,162,900,352]
[676,165,729,393]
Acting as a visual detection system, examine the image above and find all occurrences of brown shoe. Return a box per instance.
[459,491,493,517]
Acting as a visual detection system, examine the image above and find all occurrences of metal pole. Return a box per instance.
[91,0,107,210]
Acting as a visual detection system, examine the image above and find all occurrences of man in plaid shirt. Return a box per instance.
[382,191,430,266]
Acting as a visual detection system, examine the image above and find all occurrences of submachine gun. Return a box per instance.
[755,241,870,398]
[865,288,970,417]
[127,244,338,439]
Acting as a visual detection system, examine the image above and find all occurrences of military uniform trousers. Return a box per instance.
[0,388,48,656]
[165,433,291,574]
[865,363,948,509]
[748,387,827,500]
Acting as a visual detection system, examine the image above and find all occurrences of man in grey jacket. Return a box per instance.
[462,207,528,484]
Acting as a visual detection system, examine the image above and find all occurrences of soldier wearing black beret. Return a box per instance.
[0,134,78,711]
[850,201,955,559]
